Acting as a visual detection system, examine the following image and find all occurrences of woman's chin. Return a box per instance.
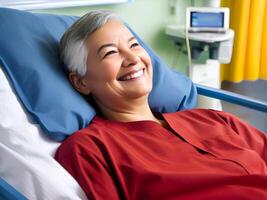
[124,87,152,99]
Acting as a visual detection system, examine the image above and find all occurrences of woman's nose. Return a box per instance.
[122,50,141,67]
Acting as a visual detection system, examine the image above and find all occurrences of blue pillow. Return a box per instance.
[0,8,197,141]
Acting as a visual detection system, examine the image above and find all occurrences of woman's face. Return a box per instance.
[76,20,153,108]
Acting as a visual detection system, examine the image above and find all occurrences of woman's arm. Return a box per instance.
[55,135,121,200]
[216,110,267,163]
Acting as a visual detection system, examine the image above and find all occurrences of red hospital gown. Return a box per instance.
[55,109,267,200]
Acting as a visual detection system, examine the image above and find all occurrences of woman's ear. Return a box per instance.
[69,72,91,95]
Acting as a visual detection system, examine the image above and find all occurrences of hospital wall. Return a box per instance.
[36,0,188,73]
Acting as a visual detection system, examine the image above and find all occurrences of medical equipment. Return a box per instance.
[0,7,266,200]
[166,7,234,109]
[186,7,229,33]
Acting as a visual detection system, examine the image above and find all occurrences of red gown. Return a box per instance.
[55,109,267,200]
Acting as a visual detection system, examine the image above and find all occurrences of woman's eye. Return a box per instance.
[130,42,139,48]
[104,50,117,58]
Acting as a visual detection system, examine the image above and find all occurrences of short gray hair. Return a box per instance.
[60,10,120,76]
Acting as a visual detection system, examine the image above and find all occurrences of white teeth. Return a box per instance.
[122,69,144,81]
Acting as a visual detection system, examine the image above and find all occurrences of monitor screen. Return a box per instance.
[191,12,224,28]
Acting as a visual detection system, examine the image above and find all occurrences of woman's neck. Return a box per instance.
[96,98,160,124]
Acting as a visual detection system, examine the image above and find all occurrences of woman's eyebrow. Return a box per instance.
[97,36,136,55]
[128,36,136,42]
[97,43,116,55]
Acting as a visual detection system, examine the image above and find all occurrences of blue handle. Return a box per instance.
[0,178,28,200]
[196,83,267,113]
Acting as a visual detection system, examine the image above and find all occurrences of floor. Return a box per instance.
[221,79,267,133]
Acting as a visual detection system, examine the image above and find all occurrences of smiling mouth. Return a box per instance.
[118,69,145,81]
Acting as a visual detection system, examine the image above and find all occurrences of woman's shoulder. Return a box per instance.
[55,116,113,156]
[167,108,231,117]
[164,108,238,125]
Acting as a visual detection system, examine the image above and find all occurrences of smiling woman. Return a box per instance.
[55,9,267,200]
[61,10,154,122]
[0,0,132,10]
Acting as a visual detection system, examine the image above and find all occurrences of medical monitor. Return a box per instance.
[186,7,229,32]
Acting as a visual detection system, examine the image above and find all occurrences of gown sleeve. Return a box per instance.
[216,110,267,164]
[55,134,121,200]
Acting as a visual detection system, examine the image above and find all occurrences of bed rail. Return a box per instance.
[196,84,267,113]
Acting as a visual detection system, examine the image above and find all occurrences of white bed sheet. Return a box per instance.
[0,66,87,200]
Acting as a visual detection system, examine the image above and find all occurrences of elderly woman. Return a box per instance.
[55,10,267,200]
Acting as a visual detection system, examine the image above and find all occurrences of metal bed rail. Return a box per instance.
[196,83,267,113]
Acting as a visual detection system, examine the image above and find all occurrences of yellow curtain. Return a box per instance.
[220,0,267,82]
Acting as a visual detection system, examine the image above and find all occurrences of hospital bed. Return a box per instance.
[0,8,266,200]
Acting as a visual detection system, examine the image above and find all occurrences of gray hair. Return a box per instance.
[60,10,120,76]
